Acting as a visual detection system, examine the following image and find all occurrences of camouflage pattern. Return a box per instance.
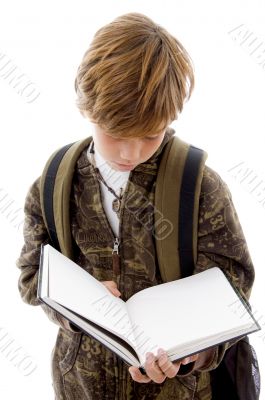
[16,129,255,399]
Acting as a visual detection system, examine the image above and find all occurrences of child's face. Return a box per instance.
[92,123,167,172]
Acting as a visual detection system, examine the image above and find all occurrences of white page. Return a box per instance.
[44,245,136,347]
[126,268,256,357]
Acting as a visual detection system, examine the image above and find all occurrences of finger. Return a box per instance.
[102,281,121,297]
[111,288,121,297]
[104,280,118,288]
[190,354,199,362]
[128,366,151,383]
[156,349,179,378]
[144,352,167,384]
[181,354,199,365]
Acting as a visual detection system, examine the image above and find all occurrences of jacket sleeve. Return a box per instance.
[178,165,255,376]
[16,177,81,333]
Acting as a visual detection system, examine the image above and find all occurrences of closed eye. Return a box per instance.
[145,135,160,140]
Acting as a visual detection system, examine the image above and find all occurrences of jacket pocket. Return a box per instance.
[59,330,83,376]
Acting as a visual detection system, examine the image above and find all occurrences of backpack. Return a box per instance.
[39,135,260,400]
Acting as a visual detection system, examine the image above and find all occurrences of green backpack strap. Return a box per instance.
[154,136,207,282]
[39,136,93,259]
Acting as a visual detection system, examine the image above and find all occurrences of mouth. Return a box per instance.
[113,162,136,170]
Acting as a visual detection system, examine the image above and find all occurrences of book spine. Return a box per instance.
[37,243,45,300]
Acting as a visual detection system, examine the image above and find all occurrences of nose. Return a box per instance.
[119,139,142,163]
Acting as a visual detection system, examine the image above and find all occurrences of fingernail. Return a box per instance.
[157,348,166,356]
[146,352,152,360]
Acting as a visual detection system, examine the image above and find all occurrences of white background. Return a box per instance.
[0,0,264,398]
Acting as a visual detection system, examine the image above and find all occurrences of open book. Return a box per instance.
[37,244,260,369]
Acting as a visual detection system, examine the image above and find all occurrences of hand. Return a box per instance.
[101,280,121,297]
[128,348,199,383]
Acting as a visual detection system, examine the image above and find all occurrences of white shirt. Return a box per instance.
[87,144,130,238]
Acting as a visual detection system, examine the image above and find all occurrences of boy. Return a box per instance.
[17,12,255,399]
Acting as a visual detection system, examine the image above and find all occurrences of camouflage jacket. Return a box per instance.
[16,129,255,400]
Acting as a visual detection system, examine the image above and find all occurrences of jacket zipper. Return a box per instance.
[111,173,132,292]
[90,159,132,293]
[112,237,120,287]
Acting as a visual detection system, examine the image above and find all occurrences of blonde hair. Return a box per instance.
[74,12,194,137]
